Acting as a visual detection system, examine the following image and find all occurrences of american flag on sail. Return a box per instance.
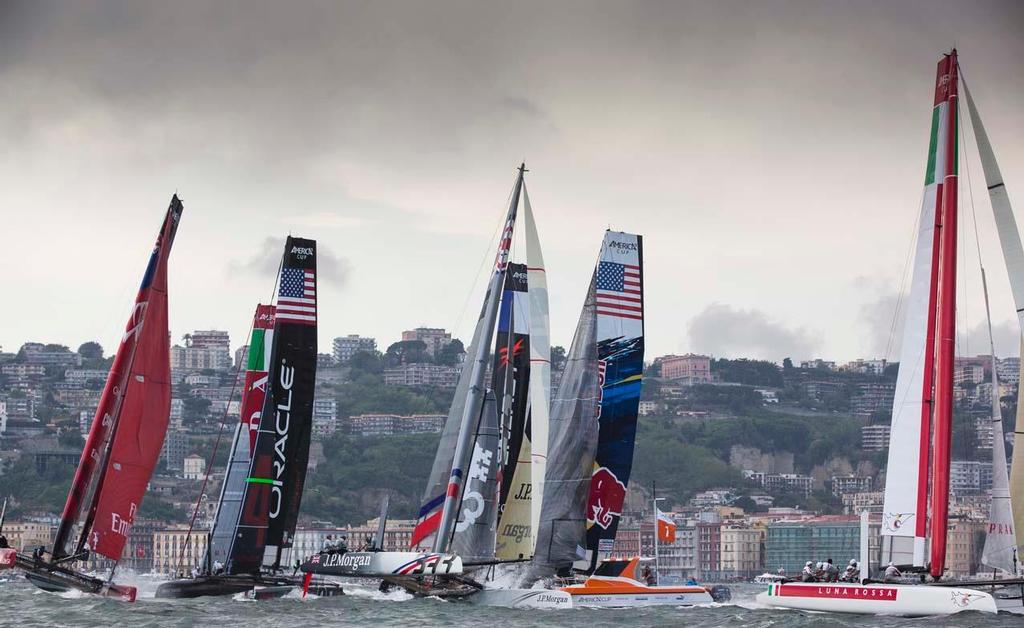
[277,268,316,325]
[595,261,642,320]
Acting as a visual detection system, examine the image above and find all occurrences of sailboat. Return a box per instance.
[299,164,549,591]
[473,231,711,608]
[156,238,338,598]
[757,49,1013,616]
[0,197,183,601]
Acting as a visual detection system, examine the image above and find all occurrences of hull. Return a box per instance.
[561,584,713,608]
[301,551,463,578]
[755,582,997,616]
[467,588,573,609]
[155,573,340,599]
[155,575,263,599]
[1,551,136,601]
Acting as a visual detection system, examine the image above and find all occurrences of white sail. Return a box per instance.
[881,83,954,568]
[880,169,939,566]
[979,270,1017,573]
[522,185,550,556]
[964,81,1023,564]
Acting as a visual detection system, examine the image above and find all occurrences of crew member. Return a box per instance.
[843,559,860,582]
[801,561,816,582]
[336,535,349,554]
[0,534,8,549]
[824,558,839,582]
[883,562,902,583]
[213,560,224,575]
[640,565,656,585]
[321,535,335,553]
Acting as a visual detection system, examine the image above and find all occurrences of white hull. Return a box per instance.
[467,588,573,609]
[301,551,463,577]
[756,582,997,616]
[567,589,713,608]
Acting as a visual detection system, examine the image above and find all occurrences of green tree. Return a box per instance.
[349,350,384,375]
[183,396,212,422]
[384,340,430,366]
[77,341,104,359]
[435,339,465,366]
[551,346,567,371]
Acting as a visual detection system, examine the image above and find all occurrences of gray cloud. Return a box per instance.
[687,303,822,363]
[228,237,350,288]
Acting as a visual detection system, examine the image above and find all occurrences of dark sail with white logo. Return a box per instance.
[228,238,318,573]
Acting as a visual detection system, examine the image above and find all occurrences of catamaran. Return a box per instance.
[156,238,339,598]
[0,197,183,601]
[300,164,550,594]
[758,48,1023,616]
[472,231,711,608]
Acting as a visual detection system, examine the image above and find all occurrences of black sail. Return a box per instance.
[228,237,318,573]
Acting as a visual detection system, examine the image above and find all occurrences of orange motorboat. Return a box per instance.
[559,557,714,608]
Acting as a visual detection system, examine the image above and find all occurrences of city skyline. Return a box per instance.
[2,1,1024,363]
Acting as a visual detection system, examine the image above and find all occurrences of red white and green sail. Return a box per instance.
[207,304,275,571]
[881,52,959,574]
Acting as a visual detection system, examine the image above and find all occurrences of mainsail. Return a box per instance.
[533,230,645,575]
[412,165,525,554]
[583,231,645,571]
[492,263,536,559]
[208,305,275,571]
[532,278,599,572]
[228,238,318,573]
[53,196,182,561]
[881,52,959,573]
[963,77,1024,567]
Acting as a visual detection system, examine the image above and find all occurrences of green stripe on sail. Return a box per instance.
[246,328,266,370]
[924,105,942,186]
[246,477,276,484]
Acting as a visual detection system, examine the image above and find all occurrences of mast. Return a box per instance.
[53,196,182,561]
[434,165,525,554]
[929,49,959,579]
[963,71,1024,562]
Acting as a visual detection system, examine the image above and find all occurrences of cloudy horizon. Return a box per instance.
[2,0,1023,363]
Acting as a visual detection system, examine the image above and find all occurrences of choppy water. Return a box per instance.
[1,578,1019,627]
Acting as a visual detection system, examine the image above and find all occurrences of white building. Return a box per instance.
[312,396,338,440]
[401,328,452,356]
[183,454,206,480]
[332,335,378,364]
[383,364,459,388]
[861,424,891,452]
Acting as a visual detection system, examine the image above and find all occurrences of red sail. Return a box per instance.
[241,305,276,453]
[56,198,182,561]
[54,196,183,557]
[929,50,959,578]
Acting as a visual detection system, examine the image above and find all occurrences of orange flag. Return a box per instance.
[657,509,676,543]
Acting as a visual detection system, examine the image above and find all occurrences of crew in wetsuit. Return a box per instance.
[843,559,860,582]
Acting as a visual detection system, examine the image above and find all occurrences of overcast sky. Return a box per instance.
[2,0,1023,363]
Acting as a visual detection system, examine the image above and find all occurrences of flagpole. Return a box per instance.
[653,481,664,585]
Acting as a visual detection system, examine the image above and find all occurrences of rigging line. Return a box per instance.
[883,185,925,365]
[450,175,519,339]
[175,253,284,576]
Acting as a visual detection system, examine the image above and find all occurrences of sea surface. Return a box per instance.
[1,578,1020,627]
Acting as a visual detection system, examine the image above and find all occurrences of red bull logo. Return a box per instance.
[587,466,626,530]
